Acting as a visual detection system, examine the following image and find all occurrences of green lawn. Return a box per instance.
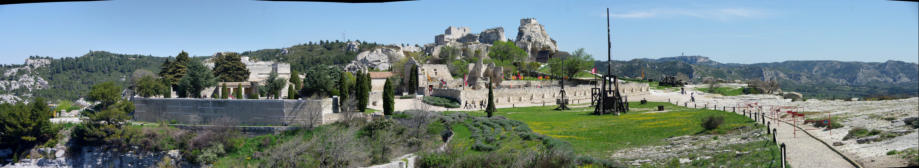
[455,102,757,158]
[697,86,745,96]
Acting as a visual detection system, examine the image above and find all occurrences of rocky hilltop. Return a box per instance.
[0,58,51,103]
[515,18,558,62]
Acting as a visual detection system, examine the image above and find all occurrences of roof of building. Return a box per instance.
[368,72,393,79]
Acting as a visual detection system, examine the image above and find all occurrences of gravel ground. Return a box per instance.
[636,84,919,167]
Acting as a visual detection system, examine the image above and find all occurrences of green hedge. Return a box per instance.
[423,96,460,108]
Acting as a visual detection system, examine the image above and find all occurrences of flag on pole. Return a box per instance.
[464,74,468,86]
[591,67,597,74]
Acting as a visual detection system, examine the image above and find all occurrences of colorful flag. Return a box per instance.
[591,67,596,74]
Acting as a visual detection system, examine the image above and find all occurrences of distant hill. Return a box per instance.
[598,56,919,99]
[0,41,374,102]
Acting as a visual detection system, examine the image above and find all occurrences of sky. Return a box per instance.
[0,0,916,65]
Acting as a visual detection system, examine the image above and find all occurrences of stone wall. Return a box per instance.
[431,82,650,107]
[133,98,334,126]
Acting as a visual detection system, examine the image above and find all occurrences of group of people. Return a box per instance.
[463,100,487,110]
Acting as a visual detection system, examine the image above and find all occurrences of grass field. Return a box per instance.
[453,102,757,158]
[696,86,745,96]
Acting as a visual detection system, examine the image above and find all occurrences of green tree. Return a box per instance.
[0,97,54,156]
[289,70,302,98]
[548,48,594,82]
[160,51,191,87]
[235,83,243,99]
[486,82,495,117]
[221,83,229,99]
[339,71,355,103]
[301,66,339,98]
[266,70,287,99]
[75,82,134,146]
[87,81,122,109]
[212,52,250,82]
[161,77,172,98]
[355,71,370,112]
[287,84,295,99]
[488,41,528,64]
[449,59,469,78]
[383,78,394,115]
[177,60,217,98]
[408,64,418,94]
[135,74,167,98]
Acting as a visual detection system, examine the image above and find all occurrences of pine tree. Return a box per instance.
[383,78,394,115]
[213,52,250,82]
[486,82,495,117]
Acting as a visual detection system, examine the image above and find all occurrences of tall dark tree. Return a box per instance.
[212,52,250,82]
[176,60,217,98]
[300,66,339,98]
[75,82,134,146]
[235,83,243,99]
[355,71,370,112]
[287,84,295,99]
[383,78,394,115]
[161,77,172,98]
[486,82,496,117]
[160,51,191,87]
[409,64,418,94]
[221,83,229,99]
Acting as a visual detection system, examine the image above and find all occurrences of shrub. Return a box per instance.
[417,152,452,168]
[701,115,725,131]
[422,96,460,108]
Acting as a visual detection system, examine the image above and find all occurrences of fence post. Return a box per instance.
[780,143,787,168]
[767,122,771,134]
[773,128,778,143]
[762,112,766,125]
[733,107,736,112]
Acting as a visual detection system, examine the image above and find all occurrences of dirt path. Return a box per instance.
[766,113,857,168]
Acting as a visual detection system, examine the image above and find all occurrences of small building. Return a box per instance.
[368,71,393,93]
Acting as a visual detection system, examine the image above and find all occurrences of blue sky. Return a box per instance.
[0,0,916,65]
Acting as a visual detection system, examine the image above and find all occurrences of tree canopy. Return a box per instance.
[548,48,594,79]
[177,60,217,98]
[212,52,250,82]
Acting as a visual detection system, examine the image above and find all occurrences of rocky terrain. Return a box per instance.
[515,18,558,61]
[640,84,919,167]
[0,58,51,104]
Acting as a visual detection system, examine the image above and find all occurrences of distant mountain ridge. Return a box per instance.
[600,56,919,99]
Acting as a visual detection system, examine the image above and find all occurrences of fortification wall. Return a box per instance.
[432,82,650,107]
[133,98,334,126]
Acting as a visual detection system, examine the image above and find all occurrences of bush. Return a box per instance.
[422,96,460,108]
[701,115,725,131]
[417,152,452,168]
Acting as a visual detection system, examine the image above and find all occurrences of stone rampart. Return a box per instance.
[133,98,334,126]
[432,82,650,107]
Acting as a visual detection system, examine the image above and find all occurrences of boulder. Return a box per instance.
[515,18,557,61]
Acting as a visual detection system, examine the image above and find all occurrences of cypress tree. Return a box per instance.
[339,71,353,103]
[221,83,229,99]
[287,84,295,99]
[235,84,243,99]
[486,82,495,117]
[383,78,394,115]
[409,64,418,94]
[161,77,172,98]
[356,71,368,112]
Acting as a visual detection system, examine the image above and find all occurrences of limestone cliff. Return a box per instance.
[515,18,557,61]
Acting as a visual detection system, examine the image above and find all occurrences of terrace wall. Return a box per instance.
[132,98,336,126]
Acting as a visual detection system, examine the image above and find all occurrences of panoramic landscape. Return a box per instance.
[0,0,917,167]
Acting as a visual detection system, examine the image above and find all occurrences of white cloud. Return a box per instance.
[610,8,768,20]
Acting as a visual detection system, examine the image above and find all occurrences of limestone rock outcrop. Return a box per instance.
[479,27,505,44]
[429,26,506,57]
[345,46,407,71]
[515,18,557,62]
